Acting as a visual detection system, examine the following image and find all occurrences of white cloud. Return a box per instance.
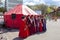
[1,0,5,2]
[33,0,40,2]
[40,0,46,4]
[52,0,60,1]
[24,0,46,5]
[24,2,36,5]
[33,0,46,4]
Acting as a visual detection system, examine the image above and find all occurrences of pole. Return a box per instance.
[5,0,7,12]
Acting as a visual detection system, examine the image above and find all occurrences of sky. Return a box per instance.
[1,0,60,6]
[1,0,5,2]
[23,0,60,6]
[0,0,4,7]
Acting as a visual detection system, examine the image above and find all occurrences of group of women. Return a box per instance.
[19,15,46,39]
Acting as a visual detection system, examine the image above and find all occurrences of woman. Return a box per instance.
[29,15,36,35]
[39,15,43,32]
[43,17,47,32]
[19,16,30,38]
[34,15,40,33]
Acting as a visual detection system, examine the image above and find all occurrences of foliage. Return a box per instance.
[46,7,53,14]
[27,4,48,15]
[0,7,6,13]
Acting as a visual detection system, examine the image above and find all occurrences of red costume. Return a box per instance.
[39,20,43,32]
[29,15,36,35]
[19,18,30,38]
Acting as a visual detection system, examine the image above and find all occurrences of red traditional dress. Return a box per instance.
[39,19,43,32]
[34,16,40,33]
[19,18,30,38]
[29,16,36,35]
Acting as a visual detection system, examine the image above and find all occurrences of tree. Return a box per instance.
[27,4,49,15]
[50,5,57,16]
[46,7,53,14]
[38,4,48,15]
[0,7,6,13]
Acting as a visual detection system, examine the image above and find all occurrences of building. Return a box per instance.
[0,0,3,7]
[35,10,42,15]
[0,0,1,2]
[6,0,23,11]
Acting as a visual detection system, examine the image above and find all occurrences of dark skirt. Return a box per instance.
[43,19,46,32]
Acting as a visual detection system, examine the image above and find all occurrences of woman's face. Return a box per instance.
[21,16,26,21]
[22,18,26,21]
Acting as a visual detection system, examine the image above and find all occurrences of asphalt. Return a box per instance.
[0,19,60,40]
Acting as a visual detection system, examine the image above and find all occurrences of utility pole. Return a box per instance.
[0,0,1,2]
[0,0,2,6]
[5,0,7,12]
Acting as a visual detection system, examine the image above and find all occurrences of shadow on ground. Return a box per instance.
[13,37,24,40]
[0,28,19,33]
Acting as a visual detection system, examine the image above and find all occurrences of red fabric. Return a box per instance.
[19,19,30,38]
[5,15,13,28]
[4,4,38,29]
[39,21,43,32]
[28,23,36,35]
[29,26,36,35]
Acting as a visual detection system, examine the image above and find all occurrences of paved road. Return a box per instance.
[1,19,60,40]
